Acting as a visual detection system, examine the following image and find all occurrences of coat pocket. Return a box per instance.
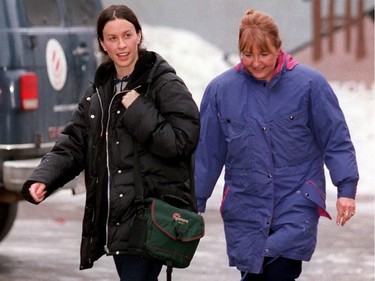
[301,180,331,219]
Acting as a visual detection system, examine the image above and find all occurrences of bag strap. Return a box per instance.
[166,261,173,281]
[133,141,145,213]
[133,141,174,280]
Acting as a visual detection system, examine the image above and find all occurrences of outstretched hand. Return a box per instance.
[29,182,47,203]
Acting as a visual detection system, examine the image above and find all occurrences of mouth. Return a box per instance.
[117,52,129,58]
[252,66,265,72]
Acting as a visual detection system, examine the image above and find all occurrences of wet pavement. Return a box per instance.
[0,189,373,281]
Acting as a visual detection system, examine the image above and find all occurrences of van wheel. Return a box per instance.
[0,203,18,242]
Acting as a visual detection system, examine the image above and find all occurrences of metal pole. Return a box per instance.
[345,0,352,52]
[313,0,322,60]
[328,0,335,53]
[357,0,365,58]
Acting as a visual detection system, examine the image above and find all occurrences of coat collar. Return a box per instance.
[93,50,157,88]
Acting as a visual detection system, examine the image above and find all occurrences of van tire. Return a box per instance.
[0,203,18,242]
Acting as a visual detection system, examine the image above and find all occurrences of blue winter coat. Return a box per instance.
[194,57,359,273]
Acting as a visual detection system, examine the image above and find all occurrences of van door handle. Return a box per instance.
[28,35,37,50]
[73,44,89,56]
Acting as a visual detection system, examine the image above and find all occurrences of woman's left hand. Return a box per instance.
[122,89,140,109]
[336,197,356,226]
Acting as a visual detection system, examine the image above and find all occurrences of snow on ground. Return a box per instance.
[143,24,374,202]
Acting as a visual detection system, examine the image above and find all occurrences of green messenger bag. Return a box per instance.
[128,197,205,269]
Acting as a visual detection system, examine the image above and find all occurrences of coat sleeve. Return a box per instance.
[308,75,359,198]
[194,81,227,212]
[22,97,88,203]
[123,74,200,158]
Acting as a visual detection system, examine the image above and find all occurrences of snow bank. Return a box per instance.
[142,24,229,107]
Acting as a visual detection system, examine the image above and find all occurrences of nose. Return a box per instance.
[252,56,261,66]
[118,37,127,48]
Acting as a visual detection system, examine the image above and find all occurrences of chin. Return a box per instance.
[253,74,266,81]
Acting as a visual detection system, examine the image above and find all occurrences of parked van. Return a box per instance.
[0,0,102,241]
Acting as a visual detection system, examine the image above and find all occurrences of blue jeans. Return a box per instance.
[113,254,163,281]
[241,257,302,281]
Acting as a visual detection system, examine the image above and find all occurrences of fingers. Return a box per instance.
[29,182,47,203]
[336,210,355,226]
[336,197,356,226]
[121,89,140,109]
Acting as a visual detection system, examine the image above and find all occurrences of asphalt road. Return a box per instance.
[0,190,373,281]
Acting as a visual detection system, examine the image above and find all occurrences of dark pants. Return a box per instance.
[113,254,163,281]
[241,257,302,281]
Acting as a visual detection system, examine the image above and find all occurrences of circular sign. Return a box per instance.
[45,39,67,91]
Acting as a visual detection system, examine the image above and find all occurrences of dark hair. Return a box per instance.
[96,5,145,55]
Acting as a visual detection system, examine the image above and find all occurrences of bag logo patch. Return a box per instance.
[173,212,189,224]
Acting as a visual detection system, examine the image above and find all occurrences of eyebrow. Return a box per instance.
[104,29,133,36]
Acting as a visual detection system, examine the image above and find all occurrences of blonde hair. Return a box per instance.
[239,9,282,53]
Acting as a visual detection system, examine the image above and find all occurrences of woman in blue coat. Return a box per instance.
[194,9,359,281]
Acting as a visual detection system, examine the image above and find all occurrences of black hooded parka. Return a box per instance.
[22,51,200,270]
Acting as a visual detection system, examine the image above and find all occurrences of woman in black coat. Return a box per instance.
[22,5,200,281]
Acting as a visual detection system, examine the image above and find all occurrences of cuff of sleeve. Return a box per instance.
[337,181,357,199]
[196,198,207,213]
[21,180,40,205]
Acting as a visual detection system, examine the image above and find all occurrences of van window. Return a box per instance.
[65,0,97,26]
[22,0,61,26]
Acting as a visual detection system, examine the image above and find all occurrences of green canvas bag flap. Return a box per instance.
[149,198,205,242]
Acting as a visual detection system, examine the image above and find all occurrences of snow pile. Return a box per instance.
[330,82,374,197]
[143,25,229,107]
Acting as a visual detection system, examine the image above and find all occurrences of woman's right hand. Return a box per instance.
[121,89,140,109]
[29,182,47,203]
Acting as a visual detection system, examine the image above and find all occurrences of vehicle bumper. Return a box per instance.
[3,158,84,194]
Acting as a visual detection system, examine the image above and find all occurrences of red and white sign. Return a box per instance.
[45,39,67,91]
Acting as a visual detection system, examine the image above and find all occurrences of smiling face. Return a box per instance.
[240,43,279,82]
[99,18,141,79]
